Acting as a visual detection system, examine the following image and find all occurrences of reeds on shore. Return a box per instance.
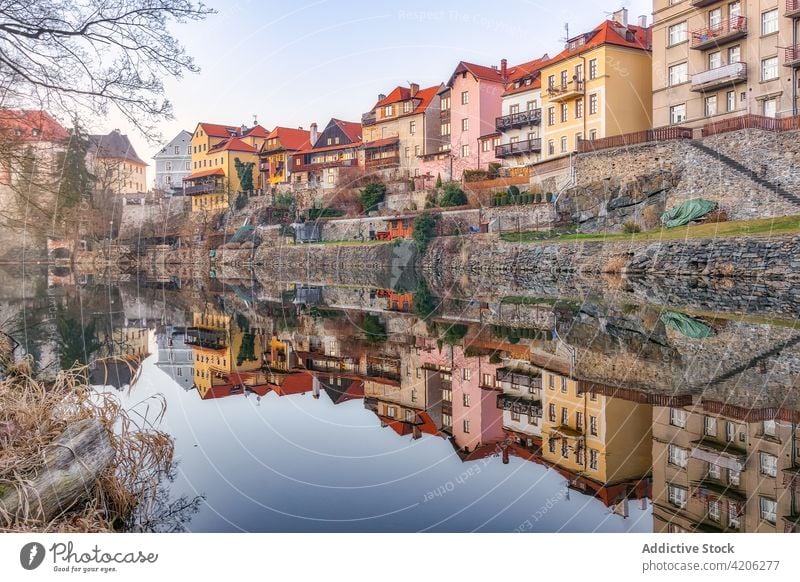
[0,357,175,532]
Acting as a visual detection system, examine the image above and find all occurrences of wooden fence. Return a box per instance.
[577,126,693,154]
[701,113,800,136]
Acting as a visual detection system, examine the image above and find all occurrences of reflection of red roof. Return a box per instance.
[546,20,651,68]
[363,136,399,149]
[271,371,314,396]
[198,122,239,138]
[200,382,270,400]
[0,110,69,141]
[209,137,257,153]
[183,168,225,181]
[263,127,312,152]
[378,410,440,438]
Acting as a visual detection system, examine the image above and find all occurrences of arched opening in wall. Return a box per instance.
[49,247,71,260]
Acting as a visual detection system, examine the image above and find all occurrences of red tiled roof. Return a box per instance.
[263,127,312,152]
[292,141,362,156]
[333,119,362,143]
[183,168,225,181]
[243,124,271,138]
[0,110,69,142]
[197,122,240,138]
[208,137,257,153]
[502,55,549,96]
[375,87,411,109]
[363,136,399,149]
[271,371,314,396]
[370,84,442,118]
[545,20,651,68]
[447,61,506,87]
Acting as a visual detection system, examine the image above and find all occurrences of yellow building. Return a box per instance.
[540,370,652,487]
[186,309,265,398]
[258,127,311,187]
[184,122,269,212]
[88,129,148,195]
[540,10,652,160]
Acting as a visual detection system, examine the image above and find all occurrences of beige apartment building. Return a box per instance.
[652,0,800,128]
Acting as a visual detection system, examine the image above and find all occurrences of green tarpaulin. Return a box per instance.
[660,198,716,228]
[661,311,715,339]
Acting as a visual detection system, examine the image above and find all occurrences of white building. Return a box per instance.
[153,130,192,193]
[495,55,548,170]
[156,326,194,390]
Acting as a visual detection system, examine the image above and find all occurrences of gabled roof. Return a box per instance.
[294,118,362,155]
[183,168,224,182]
[88,130,147,165]
[370,84,442,118]
[332,118,362,143]
[242,124,271,138]
[446,61,507,88]
[196,122,240,138]
[208,137,257,154]
[263,127,312,152]
[502,55,549,96]
[545,20,651,68]
[374,87,411,109]
[0,109,69,142]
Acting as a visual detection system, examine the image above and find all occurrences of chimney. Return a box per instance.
[410,83,419,98]
[638,14,648,28]
[378,93,386,101]
[612,7,628,26]
[500,58,508,80]
[240,123,247,135]
[309,122,318,146]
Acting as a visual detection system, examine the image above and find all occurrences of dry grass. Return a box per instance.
[0,357,174,532]
[602,255,628,274]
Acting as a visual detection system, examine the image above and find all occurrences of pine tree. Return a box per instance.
[57,124,94,212]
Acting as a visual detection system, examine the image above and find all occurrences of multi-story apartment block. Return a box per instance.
[653,0,799,128]
[495,55,549,170]
[88,129,148,195]
[540,10,652,159]
[156,325,194,391]
[153,130,191,193]
[496,361,544,447]
[653,400,800,533]
[289,118,362,189]
[258,127,311,188]
[361,83,442,179]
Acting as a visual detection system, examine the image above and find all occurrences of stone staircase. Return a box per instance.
[689,140,800,209]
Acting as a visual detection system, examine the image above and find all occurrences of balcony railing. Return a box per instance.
[690,17,747,50]
[497,393,542,417]
[365,156,400,169]
[184,181,226,196]
[497,368,542,389]
[787,0,800,18]
[495,108,542,131]
[577,126,693,153]
[185,327,227,350]
[691,62,747,91]
[495,139,542,157]
[294,158,358,173]
[785,45,800,67]
[546,79,584,101]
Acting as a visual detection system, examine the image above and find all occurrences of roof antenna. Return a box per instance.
[560,23,570,46]
[253,114,258,126]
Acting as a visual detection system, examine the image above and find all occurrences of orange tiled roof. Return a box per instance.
[0,109,69,142]
[183,168,225,181]
[447,61,506,87]
[242,124,271,138]
[545,19,651,68]
[263,127,312,152]
[502,55,549,96]
[197,122,240,138]
[333,118,362,143]
[208,137,257,153]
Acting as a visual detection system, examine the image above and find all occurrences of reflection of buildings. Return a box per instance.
[497,360,544,449]
[653,401,800,533]
[91,319,151,390]
[156,326,194,390]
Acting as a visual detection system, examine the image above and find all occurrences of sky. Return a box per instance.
[105,0,652,180]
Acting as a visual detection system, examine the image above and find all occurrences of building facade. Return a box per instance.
[653,0,799,128]
[153,130,192,193]
[540,10,652,159]
[258,126,311,188]
[88,129,148,195]
[289,119,362,189]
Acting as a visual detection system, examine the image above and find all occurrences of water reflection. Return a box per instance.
[1,265,798,532]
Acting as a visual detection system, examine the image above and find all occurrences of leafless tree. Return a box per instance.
[0,0,214,140]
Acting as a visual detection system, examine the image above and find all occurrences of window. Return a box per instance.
[459,392,470,408]
[705,95,718,117]
[762,9,778,36]
[760,452,778,477]
[704,416,717,436]
[386,406,396,418]
[763,419,777,437]
[547,107,555,126]
[481,139,491,152]
[442,412,452,427]
[511,411,521,422]
[403,101,412,113]
[174,146,181,155]
[528,415,538,426]
[728,468,740,486]
[509,103,520,115]
[461,91,469,105]
[560,377,568,393]
[414,145,421,156]
[668,62,688,86]
[461,118,469,132]
[461,368,471,381]
[575,63,583,81]
[526,100,537,110]
[185,161,191,170]
[708,51,721,70]
[729,1,740,19]
[588,59,597,80]
[561,407,569,425]
[589,129,598,141]
[709,8,721,28]
[547,74,555,89]
[759,497,777,524]
[575,98,583,119]
[589,449,599,470]
[560,136,567,153]
[576,446,585,465]
[668,22,688,46]
[561,439,569,459]
[668,485,688,508]
[548,403,556,422]
[726,91,736,112]
[460,144,469,157]
[384,105,393,117]
[560,70,568,88]
[726,422,736,442]
[404,147,410,159]
[409,120,416,134]
[707,463,721,480]
[728,505,741,529]
[547,140,555,155]
[576,411,584,432]
[482,373,493,388]
[590,416,598,436]
[441,96,450,110]
[463,419,470,433]
[548,438,557,453]
[165,161,172,171]
[441,122,451,136]
[761,56,778,81]
[728,45,740,64]
[670,103,687,124]
[670,408,687,428]
[668,444,689,468]
[708,499,721,522]
[327,173,334,184]
[589,94,598,115]
[763,97,777,118]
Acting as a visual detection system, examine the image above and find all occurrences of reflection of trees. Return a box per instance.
[126,463,204,533]
[236,333,256,366]
[57,312,101,369]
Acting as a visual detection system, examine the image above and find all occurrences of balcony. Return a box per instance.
[361,111,377,127]
[184,181,225,196]
[365,155,400,169]
[294,158,358,173]
[787,0,800,18]
[496,368,542,390]
[495,108,542,131]
[185,327,227,350]
[690,0,722,6]
[495,139,542,158]
[497,393,542,417]
[690,17,747,50]
[547,79,584,102]
[691,62,747,92]
[785,45,800,67]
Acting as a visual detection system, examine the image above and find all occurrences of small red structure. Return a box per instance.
[387,217,413,240]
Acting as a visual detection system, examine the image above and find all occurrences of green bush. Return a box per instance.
[439,182,467,207]
[545,192,553,203]
[362,313,388,343]
[274,192,295,208]
[622,221,642,234]
[412,213,439,252]
[307,207,343,220]
[435,173,443,188]
[535,193,542,203]
[507,185,520,198]
[359,181,386,212]
[441,323,468,346]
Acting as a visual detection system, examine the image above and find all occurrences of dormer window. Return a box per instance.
[383,105,393,117]
[403,101,411,113]
[31,128,40,137]
[525,78,532,86]
[14,129,22,137]
[567,35,586,50]
[514,82,520,89]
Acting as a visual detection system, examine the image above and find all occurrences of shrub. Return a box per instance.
[359,181,386,212]
[435,173,443,188]
[534,193,542,203]
[545,192,553,203]
[507,185,520,198]
[463,169,489,182]
[440,323,468,346]
[622,221,642,234]
[603,256,627,273]
[412,213,438,252]
[234,192,247,210]
[362,314,388,343]
[488,162,501,179]
[274,192,295,208]
[439,182,467,207]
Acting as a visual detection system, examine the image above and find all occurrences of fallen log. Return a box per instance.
[0,418,114,526]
